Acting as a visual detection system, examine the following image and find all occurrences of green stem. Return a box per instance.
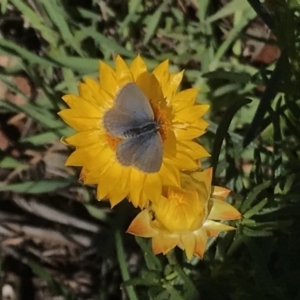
[115,230,138,300]
[166,251,200,300]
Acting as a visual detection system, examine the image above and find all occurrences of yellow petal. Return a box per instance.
[61,95,101,117]
[178,141,210,160]
[173,150,199,170]
[192,167,212,180]
[136,72,164,107]
[160,162,180,187]
[172,88,199,107]
[97,162,123,200]
[152,233,179,255]
[211,186,231,200]
[154,187,205,233]
[206,230,219,237]
[137,193,148,209]
[65,143,105,167]
[58,110,100,132]
[144,173,162,203]
[208,199,241,220]
[82,168,102,184]
[99,61,118,96]
[107,169,131,207]
[162,130,177,157]
[115,55,133,86]
[191,167,213,188]
[194,229,207,258]
[128,169,147,207]
[153,60,169,86]
[176,105,210,122]
[130,55,147,80]
[78,78,100,105]
[119,168,131,190]
[64,130,102,147]
[127,209,157,237]
[203,220,236,232]
[82,145,118,182]
[175,123,208,140]
[180,233,196,259]
[165,71,184,101]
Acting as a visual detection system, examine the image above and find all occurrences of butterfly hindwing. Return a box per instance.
[116,131,163,173]
[133,132,163,173]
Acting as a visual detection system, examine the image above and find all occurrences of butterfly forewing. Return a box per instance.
[114,83,154,121]
[103,108,146,138]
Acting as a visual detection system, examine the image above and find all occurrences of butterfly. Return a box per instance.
[103,83,163,173]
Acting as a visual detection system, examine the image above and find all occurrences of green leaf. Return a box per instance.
[122,276,161,287]
[174,265,199,300]
[0,156,27,169]
[135,237,162,272]
[9,0,58,45]
[77,7,102,21]
[240,181,271,213]
[48,54,100,73]
[84,204,109,222]
[148,287,169,300]
[0,38,53,66]
[212,98,252,182]
[163,282,185,300]
[0,74,30,101]
[243,198,268,219]
[1,0,8,14]
[143,1,170,45]
[242,227,273,237]
[28,260,73,297]
[206,0,251,23]
[196,0,210,22]
[42,1,84,56]
[20,132,60,145]
[213,8,255,63]
[0,179,74,194]
[119,0,143,30]
[243,53,285,147]
[78,26,134,58]
[242,236,283,297]
[0,101,65,132]
[115,230,138,300]
[203,70,251,83]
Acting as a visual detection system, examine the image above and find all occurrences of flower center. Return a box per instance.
[105,133,122,151]
[152,105,171,141]
[104,103,172,153]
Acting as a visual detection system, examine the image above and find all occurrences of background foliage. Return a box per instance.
[0,0,300,299]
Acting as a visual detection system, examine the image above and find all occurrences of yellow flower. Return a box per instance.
[58,55,210,208]
[127,168,241,259]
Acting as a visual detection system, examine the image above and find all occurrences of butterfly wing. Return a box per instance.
[103,83,155,138]
[114,83,154,121]
[103,108,144,138]
[116,135,141,167]
[116,131,163,173]
[133,132,163,173]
